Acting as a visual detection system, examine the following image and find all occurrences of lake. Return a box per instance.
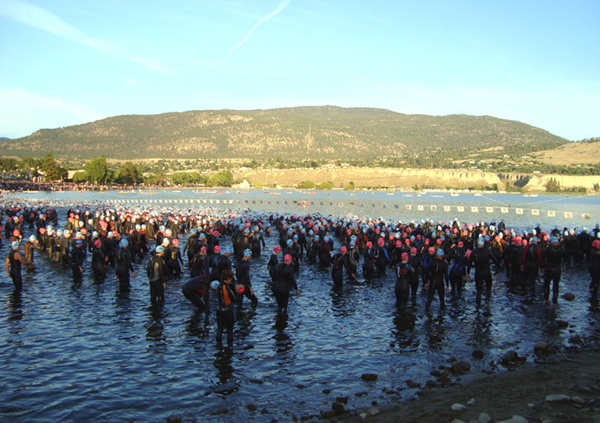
[1,189,599,422]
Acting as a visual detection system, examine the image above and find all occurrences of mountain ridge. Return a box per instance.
[2,106,567,160]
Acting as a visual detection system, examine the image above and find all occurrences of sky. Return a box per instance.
[1,0,599,141]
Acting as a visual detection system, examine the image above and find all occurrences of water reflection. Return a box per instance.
[272,316,296,366]
[391,312,417,351]
[7,290,23,323]
[185,310,210,340]
[422,313,447,349]
[145,304,167,352]
[211,348,238,396]
[467,314,493,348]
[330,285,358,317]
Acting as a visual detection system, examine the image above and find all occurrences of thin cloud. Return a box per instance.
[228,0,291,56]
[0,0,170,73]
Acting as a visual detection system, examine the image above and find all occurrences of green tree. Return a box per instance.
[318,181,334,190]
[210,170,234,187]
[297,180,316,189]
[72,171,88,183]
[41,152,62,181]
[544,178,561,192]
[85,156,110,184]
[116,162,142,185]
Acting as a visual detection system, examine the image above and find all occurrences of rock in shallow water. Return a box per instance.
[545,394,571,403]
[451,403,467,411]
[331,401,346,415]
[497,416,528,423]
[166,415,182,423]
[478,412,491,423]
[451,360,471,374]
[500,350,519,364]
[367,407,380,416]
[534,341,550,355]
[472,349,484,359]
[361,373,378,382]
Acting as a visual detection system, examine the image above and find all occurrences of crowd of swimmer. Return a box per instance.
[3,205,600,347]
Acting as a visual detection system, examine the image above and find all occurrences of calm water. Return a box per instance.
[1,190,599,422]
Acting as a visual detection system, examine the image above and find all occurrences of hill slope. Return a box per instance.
[2,106,567,160]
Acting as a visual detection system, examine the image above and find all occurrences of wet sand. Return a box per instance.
[335,343,600,423]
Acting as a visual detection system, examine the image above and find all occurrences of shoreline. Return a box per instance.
[329,340,600,423]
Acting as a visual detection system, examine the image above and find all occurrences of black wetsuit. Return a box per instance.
[71,245,86,283]
[331,252,352,287]
[182,274,210,316]
[146,255,167,302]
[272,262,298,316]
[395,262,415,312]
[425,257,449,311]
[116,246,134,290]
[468,246,498,307]
[91,246,107,283]
[589,249,600,302]
[235,259,257,307]
[267,253,279,283]
[7,250,23,290]
[216,281,237,346]
[522,243,542,294]
[542,244,566,304]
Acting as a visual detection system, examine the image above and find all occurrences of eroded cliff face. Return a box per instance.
[236,168,597,192]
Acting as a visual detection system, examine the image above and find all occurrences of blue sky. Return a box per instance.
[1,0,599,141]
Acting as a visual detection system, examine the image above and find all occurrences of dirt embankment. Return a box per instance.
[236,167,598,192]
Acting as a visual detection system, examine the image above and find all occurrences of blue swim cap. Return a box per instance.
[550,237,558,244]
[436,249,444,256]
[531,237,538,243]
[75,239,84,246]
[11,241,20,250]
[156,245,165,253]
[210,280,220,290]
[243,249,252,257]
[287,239,293,246]
[120,238,128,247]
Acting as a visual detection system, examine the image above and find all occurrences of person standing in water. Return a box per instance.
[216,269,239,347]
[23,235,41,270]
[116,238,135,291]
[541,236,566,308]
[235,249,258,308]
[147,245,168,303]
[5,241,29,291]
[272,254,301,317]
